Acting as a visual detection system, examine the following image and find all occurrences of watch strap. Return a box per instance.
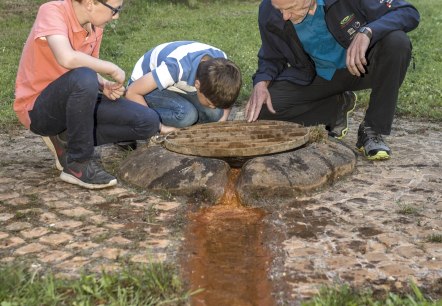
[359,27,372,40]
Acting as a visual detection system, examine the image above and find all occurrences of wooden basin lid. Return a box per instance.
[161,120,310,157]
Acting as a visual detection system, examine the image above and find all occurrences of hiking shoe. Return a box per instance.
[356,123,391,160]
[42,135,67,171]
[60,159,117,189]
[329,91,357,139]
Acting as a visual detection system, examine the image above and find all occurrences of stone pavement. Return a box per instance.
[0,130,183,277]
[266,111,442,303]
[0,110,441,303]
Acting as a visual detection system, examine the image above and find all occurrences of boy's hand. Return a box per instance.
[103,81,125,100]
[160,123,178,135]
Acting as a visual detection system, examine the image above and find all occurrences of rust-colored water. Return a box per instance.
[182,169,275,305]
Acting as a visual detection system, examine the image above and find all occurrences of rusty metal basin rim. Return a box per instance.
[161,120,310,157]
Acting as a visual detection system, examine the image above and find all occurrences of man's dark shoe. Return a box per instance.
[329,91,357,139]
[42,135,67,171]
[60,159,117,189]
[356,123,391,160]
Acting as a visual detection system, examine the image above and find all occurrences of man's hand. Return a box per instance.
[245,81,275,122]
[346,28,372,77]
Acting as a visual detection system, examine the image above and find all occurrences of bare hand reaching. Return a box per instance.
[160,123,178,135]
[245,81,275,122]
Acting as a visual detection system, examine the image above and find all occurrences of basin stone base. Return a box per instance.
[237,141,356,207]
[119,145,230,203]
[118,140,356,207]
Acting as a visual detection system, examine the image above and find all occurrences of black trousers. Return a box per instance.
[259,30,412,135]
[29,67,160,162]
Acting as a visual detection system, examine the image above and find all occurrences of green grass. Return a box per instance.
[1,0,441,131]
[395,201,420,215]
[427,233,442,243]
[395,0,442,120]
[0,1,441,303]
[1,263,439,305]
[0,262,191,305]
[301,282,442,306]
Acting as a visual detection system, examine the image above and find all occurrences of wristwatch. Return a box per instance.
[358,26,372,40]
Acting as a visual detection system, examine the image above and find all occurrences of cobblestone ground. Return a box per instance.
[265,111,442,303]
[0,130,183,278]
[0,110,441,303]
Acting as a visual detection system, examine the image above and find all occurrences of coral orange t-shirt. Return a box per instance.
[14,0,103,129]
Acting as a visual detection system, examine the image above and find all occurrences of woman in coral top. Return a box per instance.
[14,0,172,189]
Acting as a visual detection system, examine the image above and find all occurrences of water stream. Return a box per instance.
[182,169,276,305]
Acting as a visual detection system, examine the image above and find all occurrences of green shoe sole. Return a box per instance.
[358,146,391,160]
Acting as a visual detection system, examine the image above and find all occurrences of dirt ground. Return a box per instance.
[0,109,441,304]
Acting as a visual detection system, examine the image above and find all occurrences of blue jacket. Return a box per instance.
[253,0,420,86]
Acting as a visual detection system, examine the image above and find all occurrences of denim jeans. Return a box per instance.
[145,89,223,128]
[29,67,160,162]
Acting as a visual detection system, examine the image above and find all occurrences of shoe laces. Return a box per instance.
[88,159,104,171]
[363,126,384,143]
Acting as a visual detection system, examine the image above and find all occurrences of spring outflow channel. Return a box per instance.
[182,169,275,305]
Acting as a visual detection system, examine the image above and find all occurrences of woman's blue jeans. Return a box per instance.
[145,89,223,128]
[29,67,160,162]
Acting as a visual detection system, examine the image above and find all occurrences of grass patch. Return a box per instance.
[1,0,441,131]
[301,282,441,306]
[395,201,420,215]
[0,262,191,305]
[427,233,442,243]
[308,125,329,143]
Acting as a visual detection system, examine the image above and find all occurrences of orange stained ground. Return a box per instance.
[182,169,275,306]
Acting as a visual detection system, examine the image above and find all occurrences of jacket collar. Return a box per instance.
[264,0,338,30]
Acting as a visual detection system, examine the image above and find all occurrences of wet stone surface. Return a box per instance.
[120,129,356,208]
[237,141,356,207]
[0,110,441,304]
[119,145,230,203]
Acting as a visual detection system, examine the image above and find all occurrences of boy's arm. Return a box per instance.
[125,72,158,106]
[46,34,125,85]
[218,108,231,122]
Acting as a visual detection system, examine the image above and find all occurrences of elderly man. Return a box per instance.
[246,0,419,160]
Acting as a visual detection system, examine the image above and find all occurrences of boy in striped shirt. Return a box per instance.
[126,41,242,128]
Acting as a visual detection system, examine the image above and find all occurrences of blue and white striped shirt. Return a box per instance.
[129,41,227,93]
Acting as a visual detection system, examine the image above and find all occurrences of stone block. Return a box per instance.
[236,141,356,207]
[119,145,230,203]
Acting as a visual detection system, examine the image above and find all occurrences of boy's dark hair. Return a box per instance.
[196,58,242,109]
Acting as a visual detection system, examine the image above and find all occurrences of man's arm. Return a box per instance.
[252,0,289,86]
[363,1,420,47]
[347,0,419,77]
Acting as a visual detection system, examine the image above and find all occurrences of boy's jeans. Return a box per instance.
[29,67,160,162]
[145,89,223,128]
